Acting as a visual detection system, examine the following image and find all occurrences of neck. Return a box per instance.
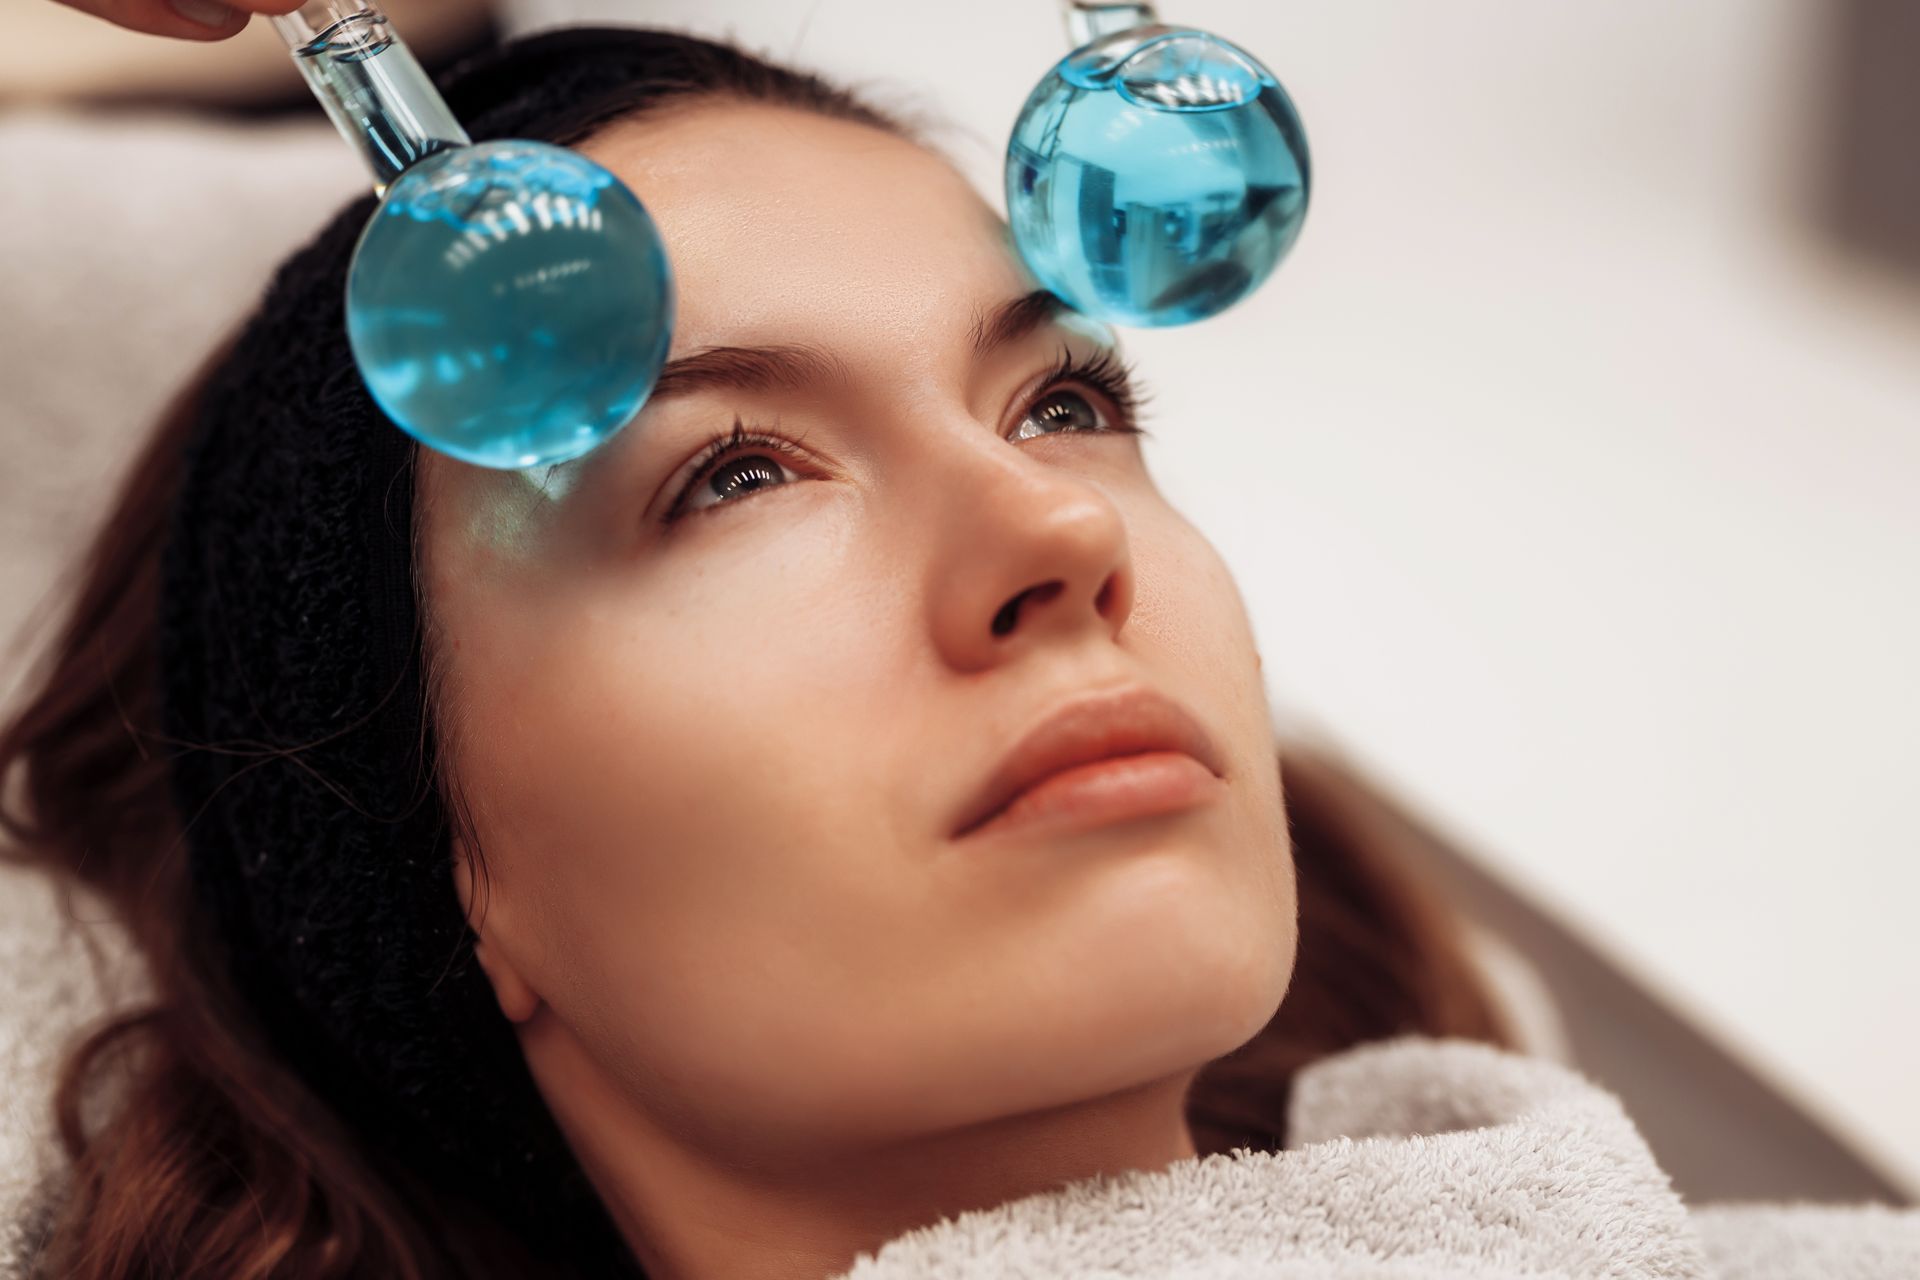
[516,1009,1202,1280]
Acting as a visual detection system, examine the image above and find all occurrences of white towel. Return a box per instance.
[0,868,149,1279]
[829,1035,1920,1279]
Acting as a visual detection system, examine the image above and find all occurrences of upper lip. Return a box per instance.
[952,682,1226,838]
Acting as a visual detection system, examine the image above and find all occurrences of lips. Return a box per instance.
[952,682,1227,839]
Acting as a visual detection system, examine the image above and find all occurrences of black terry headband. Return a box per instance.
[151,27,745,1272]
[155,199,627,1264]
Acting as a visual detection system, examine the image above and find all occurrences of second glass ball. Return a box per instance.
[1006,27,1311,328]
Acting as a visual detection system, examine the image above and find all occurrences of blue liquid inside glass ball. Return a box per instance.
[1006,28,1310,327]
[346,139,674,469]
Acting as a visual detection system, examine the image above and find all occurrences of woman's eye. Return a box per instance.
[1011,388,1109,443]
[673,450,798,520]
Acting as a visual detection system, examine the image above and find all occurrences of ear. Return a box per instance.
[451,841,543,1024]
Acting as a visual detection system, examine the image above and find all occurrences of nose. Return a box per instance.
[920,428,1138,674]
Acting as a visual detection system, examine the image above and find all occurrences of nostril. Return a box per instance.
[992,582,1064,636]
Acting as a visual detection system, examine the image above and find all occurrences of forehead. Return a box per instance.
[578,98,1029,367]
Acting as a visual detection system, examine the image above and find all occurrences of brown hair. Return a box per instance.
[0,27,1518,1280]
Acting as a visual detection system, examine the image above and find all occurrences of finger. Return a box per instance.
[57,0,247,40]
[59,0,307,41]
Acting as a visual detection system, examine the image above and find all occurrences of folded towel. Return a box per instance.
[830,1036,1920,1280]
[0,867,149,1280]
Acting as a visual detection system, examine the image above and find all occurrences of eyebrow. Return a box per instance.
[647,342,849,404]
[966,288,1072,357]
[643,288,1073,406]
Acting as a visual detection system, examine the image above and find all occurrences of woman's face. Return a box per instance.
[419,98,1295,1172]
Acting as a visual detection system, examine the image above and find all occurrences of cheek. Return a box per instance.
[1129,507,1263,693]
[1129,503,1294,908]
[439,522,927,1057]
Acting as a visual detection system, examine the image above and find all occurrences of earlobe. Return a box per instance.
[451,846,543,1024]
[475,941,543,1025]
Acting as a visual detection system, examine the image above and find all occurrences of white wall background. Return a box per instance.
[500,0,1920,1191]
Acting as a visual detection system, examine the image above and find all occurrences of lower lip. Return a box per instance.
[957,752,1224,842]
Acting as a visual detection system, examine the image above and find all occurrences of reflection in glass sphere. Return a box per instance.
[1007,27,1310,327]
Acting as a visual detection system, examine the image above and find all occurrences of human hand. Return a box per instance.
[49,0,309,42]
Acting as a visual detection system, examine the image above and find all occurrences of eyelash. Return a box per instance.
[659,346,1155,526]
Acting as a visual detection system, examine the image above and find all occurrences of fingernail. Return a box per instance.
[170,0,239,27]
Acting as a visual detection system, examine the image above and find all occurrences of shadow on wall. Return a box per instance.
[1813,0,1920,286]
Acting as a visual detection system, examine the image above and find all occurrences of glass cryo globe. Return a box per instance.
[1006,27,1311,328]
[346,138,674,469]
